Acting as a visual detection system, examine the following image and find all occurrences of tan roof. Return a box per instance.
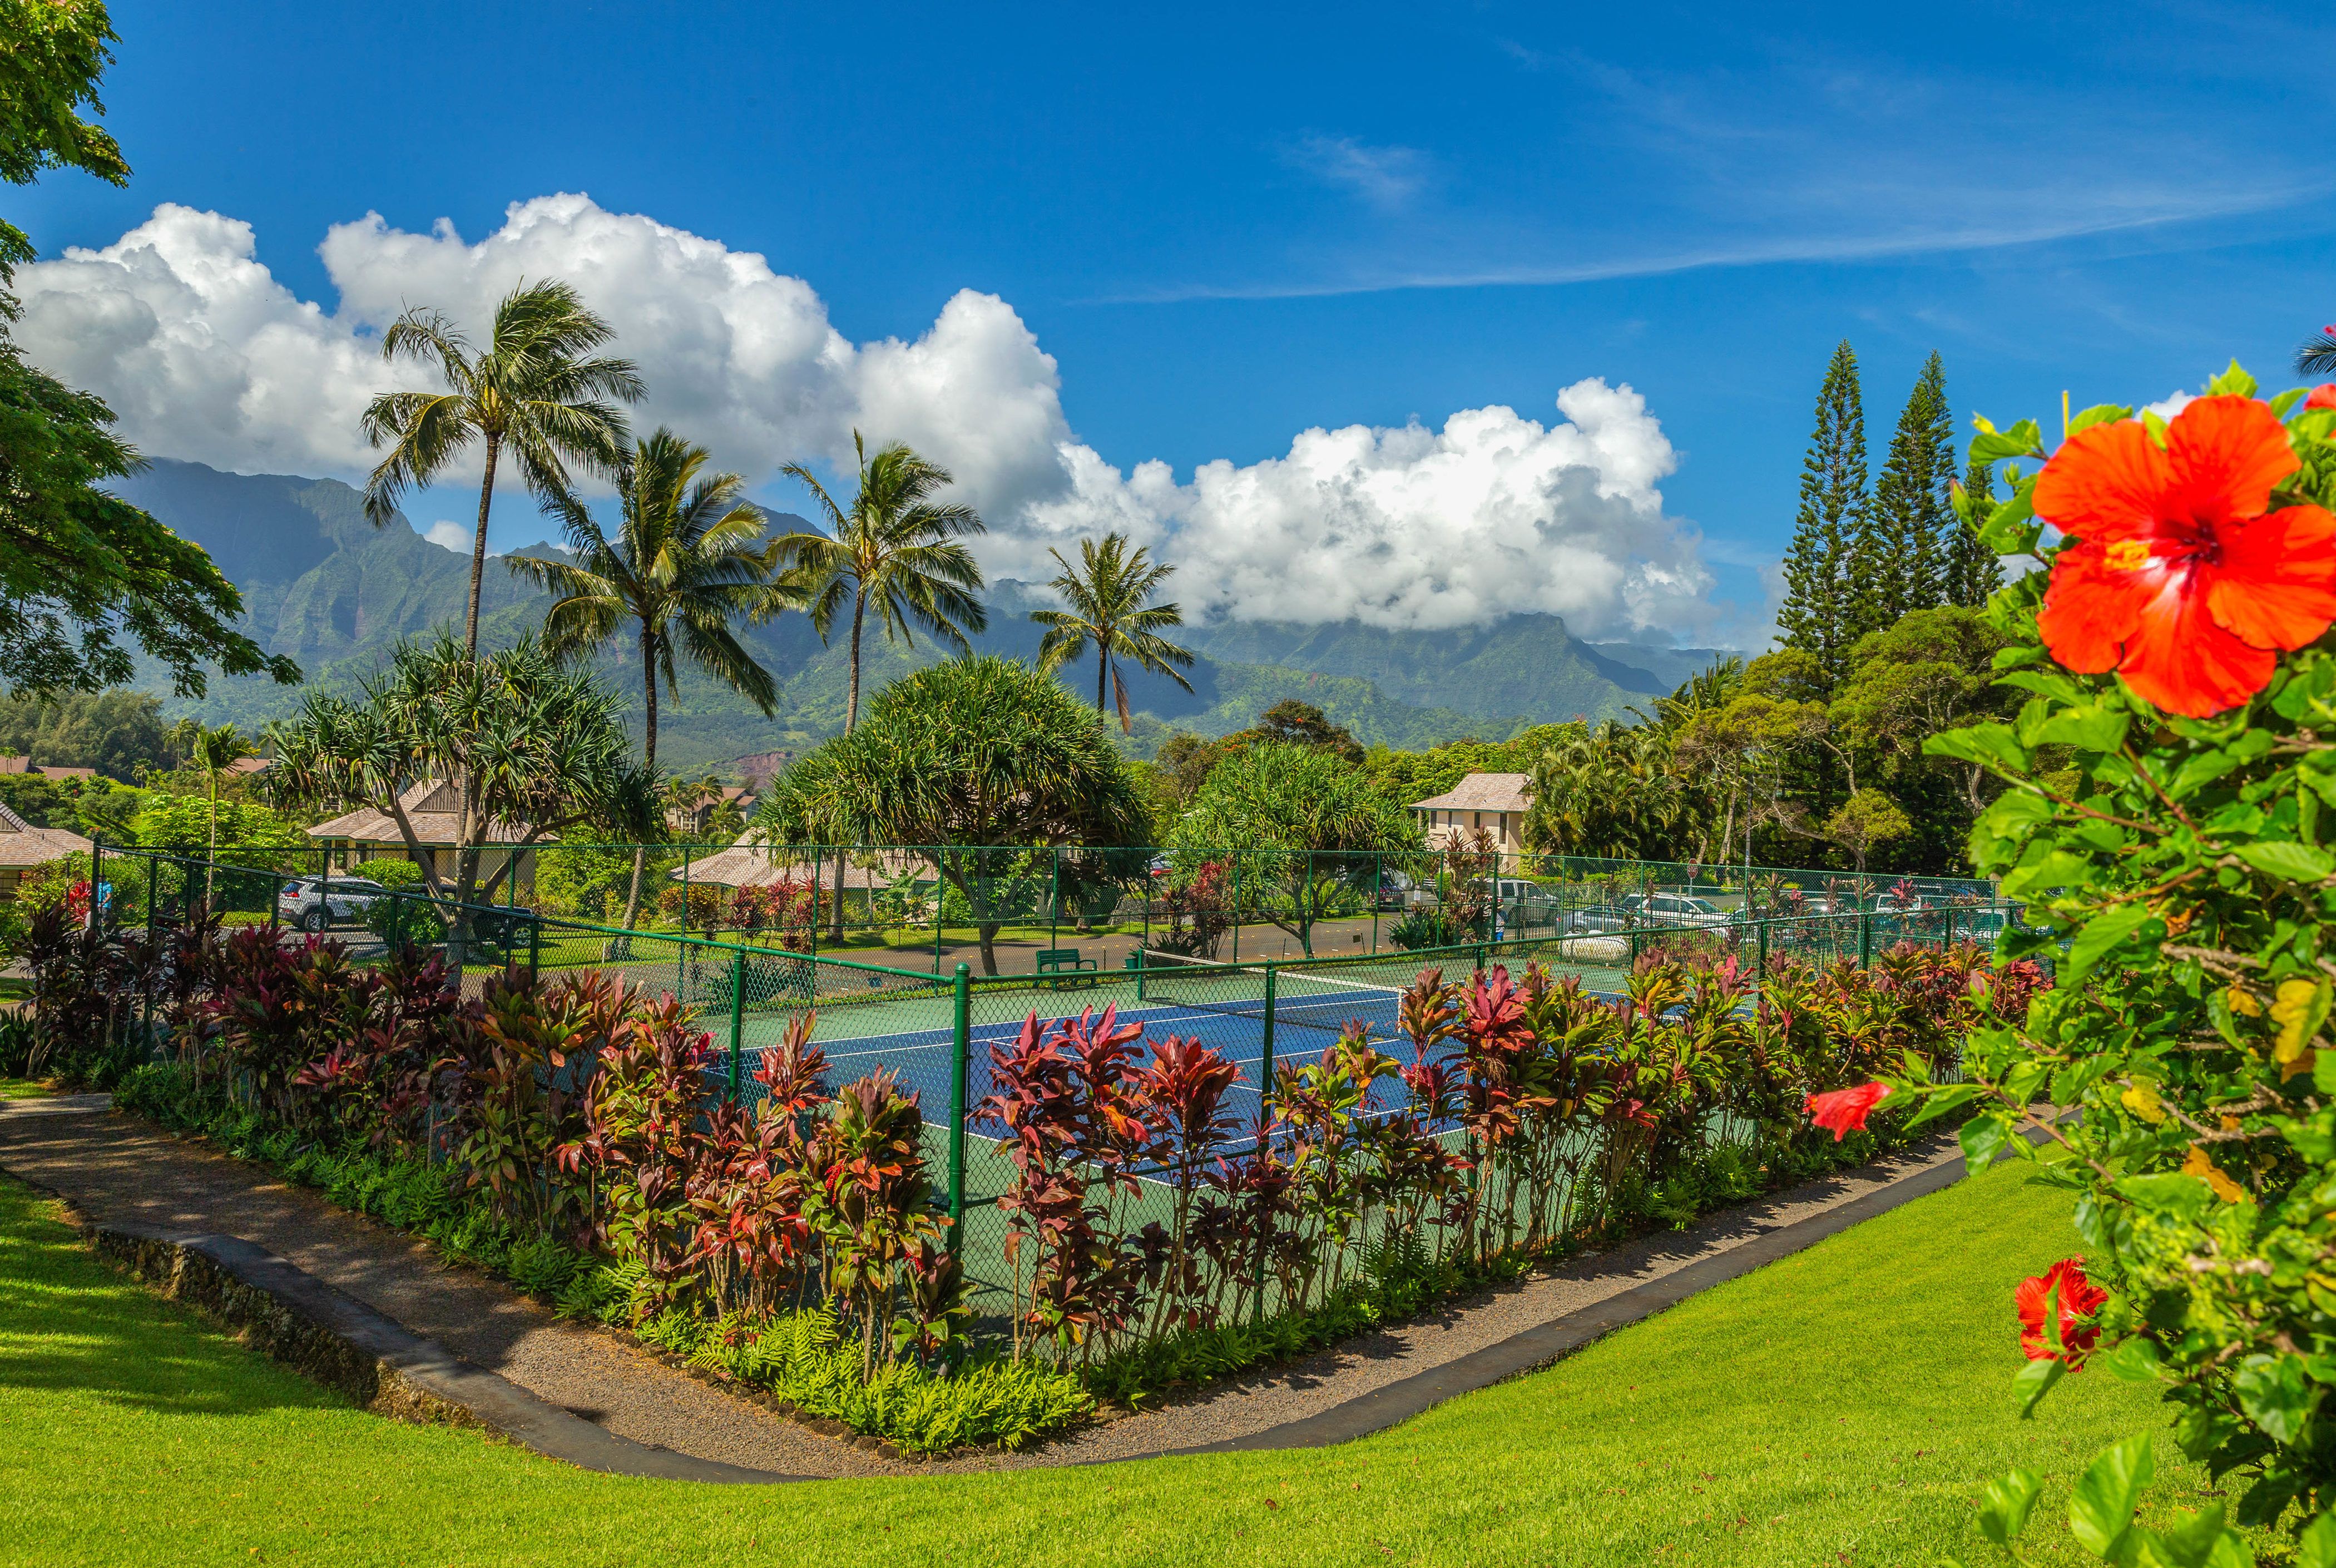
[305,777,546,848]
[1410,772,1533,814]
[224,757,273,776]
[0,758,97,779]
[0,800,93,868]
[0,757,27,774]
[675,834,924,891]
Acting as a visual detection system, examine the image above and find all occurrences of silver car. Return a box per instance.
[276,875,390,933]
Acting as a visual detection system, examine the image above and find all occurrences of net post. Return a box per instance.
[949,962,971,1247]
[1252,959,1276,1328]
[727,948,746,1102]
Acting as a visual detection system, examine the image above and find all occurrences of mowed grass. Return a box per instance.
[0,1163,2213,1568]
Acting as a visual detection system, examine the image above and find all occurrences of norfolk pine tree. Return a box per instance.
[1860,352,1955,629]
[1942,454,2001,606]
[1774,340,1869,689]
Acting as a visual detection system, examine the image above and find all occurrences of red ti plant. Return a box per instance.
[684,1012,829,1318]
[438,966,592,1235]
[1137,1035,1241,1334]
[561,985,712,1295]
[801,1070,946,1372]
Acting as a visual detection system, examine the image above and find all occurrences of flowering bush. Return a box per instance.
[1874,365,2336,1561]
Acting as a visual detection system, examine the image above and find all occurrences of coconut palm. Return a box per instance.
[166,718,255,904]
[509,427,778,936]
[764,433,987,734]
[360,279,645,656]
[1030,532,1195,731]
[2298,327,2336,380]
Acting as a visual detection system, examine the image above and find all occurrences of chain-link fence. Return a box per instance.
[72,839,2027,1333]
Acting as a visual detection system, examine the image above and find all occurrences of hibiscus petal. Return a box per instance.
[2205,504,2336,652]
[2034,419,2169,543]
[2116,566,2277,716]
[2162,395,2299,526]
[2038,542,2153,674]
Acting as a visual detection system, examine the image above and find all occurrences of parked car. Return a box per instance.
[1622,892,1734,931]
[1562,902,1640,937]
[1494,878,1565,926]
[276,876,392,933]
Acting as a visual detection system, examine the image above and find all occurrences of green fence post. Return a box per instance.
[949,962,971,1246]
[1231,856,1242,964]
[1756,915,1769,983]
[528,911,541,979]
[1858,911,1873,970]
[1252,960,1276,1328]
[678,845,692,997]
[88,837,102,932]
[1370,852,1382,955]
[1134,946,1147,1004]
[727,948,746,1102]
[1048,847,1059,964]
[933,849,946,976]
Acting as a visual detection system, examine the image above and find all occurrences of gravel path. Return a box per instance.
[0,1099,1959,1480]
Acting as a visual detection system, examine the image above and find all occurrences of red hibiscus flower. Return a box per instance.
[2032,395,2336,717]
[2308,385,2336,412]
[2015,1257,2110,1366]
[1806,1080,1888,1140]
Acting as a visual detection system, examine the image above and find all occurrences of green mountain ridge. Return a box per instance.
[113,459,1729,773]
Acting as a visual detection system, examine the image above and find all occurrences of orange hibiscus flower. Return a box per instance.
[2033,395,2336,716]
[2015,1257,2110,1366]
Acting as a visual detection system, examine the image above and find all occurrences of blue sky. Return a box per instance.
[11,0,2334,643]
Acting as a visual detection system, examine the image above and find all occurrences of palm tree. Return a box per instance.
[2298,327,2336,380]
[360,279,645,656]
[1030,532,1196,731]
[166,718,255,905]
[509,427,779,937]
[764,433,987,734]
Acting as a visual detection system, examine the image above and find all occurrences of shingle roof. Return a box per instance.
[304,778,546,848]
[1410,771,1533,813]
[0,799,93,869]
[675,835,924,891]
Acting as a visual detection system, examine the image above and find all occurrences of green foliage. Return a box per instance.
[1031,531,1195,731]
[1170,739,1422,953]
[0,0,128,274]
[1364,724,1578,813]
[1859,350,1957,633]
[0,689,177,779]
[1776,339,1872,689]
[508,426,776,771]
[130,793,298,852]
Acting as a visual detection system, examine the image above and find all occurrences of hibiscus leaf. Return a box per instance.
[2235,842,2335,883]
[2096,1337,2164,1383]
[2116,1172,2215,1223]
[2297,1510,2336,1568]
[1978,484,2041,552]
[2066,1434,2154,1557]
[1961,1113,2012,1175]
[2066,903,2161,984]
[2066,403,2134,437]
[1902,1082,1979,1130]
[1971,419,2046,463]
[2148,1503,2235,1568]
[1977,1467,2043,1546]
[2030,706,2129,754]
[2202,359,2258,399]
[2234,1354,2319,1444]
[1925,723,2028,774]
[2013,1354,2065,1419]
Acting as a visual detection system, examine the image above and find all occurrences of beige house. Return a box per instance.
[1412,772,1533,852]
[304,778,543,899]
[0,800,92,900]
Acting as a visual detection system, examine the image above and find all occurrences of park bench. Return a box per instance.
[1036,947,1098,988]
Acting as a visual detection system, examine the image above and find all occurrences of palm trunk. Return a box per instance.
[617,635,659,953]
[465,435,501,657]
[1096,651,1107,714]
[832,598,863,946]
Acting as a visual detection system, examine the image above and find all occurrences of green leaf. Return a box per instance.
[2067,403,2135,437]
[1978,1467,2045,1547]
[2030,705,2130,754]
[2116,1173,2215,1223]
[2233,1354,2318,1444]
[2234,842,2335,883]
[2066,903,2162,985]
[1904,1083,1982,1131]
[2097,1338,2164,1383]
[1979,484,2042,553]
[1926,723,2030,773]
[2203,359,2258,399]
[2003,849,2100,900]
[2295,1510,2336,1568]
[2142,1503,2235,1568]
[2068,1435,2154,1558]
[1961,1114,2012,1175]
[2014,1354,2066,1419]
[1972,419,2047,463]
[2273,387,2308,420]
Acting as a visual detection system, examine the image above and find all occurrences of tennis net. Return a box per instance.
[1139,950,1417,1041]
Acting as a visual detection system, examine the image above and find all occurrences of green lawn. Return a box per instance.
[0,1079,52,1100]
[0,1163,2216,1568]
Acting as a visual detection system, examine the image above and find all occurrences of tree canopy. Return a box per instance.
[750,656,1146,972]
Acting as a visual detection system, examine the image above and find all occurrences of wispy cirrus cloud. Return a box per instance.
[1284,134,1433,210]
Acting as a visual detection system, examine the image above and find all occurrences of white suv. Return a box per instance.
[276,876,390,933]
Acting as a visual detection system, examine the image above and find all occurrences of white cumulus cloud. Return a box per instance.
[423,520,471,553]
[13,194,1717,637]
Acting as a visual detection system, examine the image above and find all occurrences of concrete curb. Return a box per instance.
[83,1221,809,1485]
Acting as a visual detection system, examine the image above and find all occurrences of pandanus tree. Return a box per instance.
[749,657,1147,973]
[1030,532,1195,731]
[508,426,779,934]
[268,635,651,942]
[360,279,644,656]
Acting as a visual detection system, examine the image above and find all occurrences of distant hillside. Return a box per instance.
[118,458,1734,773]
